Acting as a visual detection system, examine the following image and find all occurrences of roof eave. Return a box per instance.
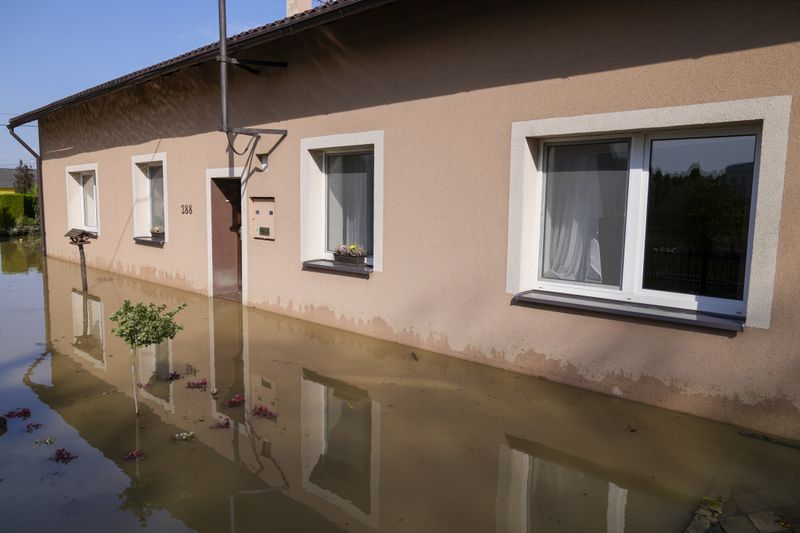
[9,0,397,128]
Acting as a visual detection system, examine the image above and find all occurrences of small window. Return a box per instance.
[535,128,758,316]
[147,164,165,233]
[132,155,168,242]
[66,165,99,233]
[325,152,374,254]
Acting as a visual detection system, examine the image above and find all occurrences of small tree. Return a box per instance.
[110,300,186,415]
[14,160,34,194]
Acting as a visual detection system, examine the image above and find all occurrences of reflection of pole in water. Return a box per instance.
[131,348,139,416]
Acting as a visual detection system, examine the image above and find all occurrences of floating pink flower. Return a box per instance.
[25,423,42,433]
[5,408,31,419]
[123,450,145,460]
[54,448,77,464]
[252,405,278,420]
[225,394,245,408]
[186,378,208,391]
[167,371,181,381]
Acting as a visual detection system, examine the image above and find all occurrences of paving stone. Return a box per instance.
[748,510,792,532]
[720,515,759,533]
[733,493,772,514]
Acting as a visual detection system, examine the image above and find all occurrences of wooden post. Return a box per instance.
[66,229,91,292]
[78,243,88,292]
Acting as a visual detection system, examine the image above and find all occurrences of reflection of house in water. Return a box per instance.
[70,289,105,368]
[496,435,690,533]
[210,298,246,424]
[302,369,380,527]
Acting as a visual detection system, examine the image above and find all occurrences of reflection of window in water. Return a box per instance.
[70,290,105,367]
[301,370,380,525]
[139,341,171,405]
[496,436,691,533]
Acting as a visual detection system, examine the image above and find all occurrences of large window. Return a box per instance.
[325,152,374,254]
[66,164,99,233]
[508,98,791,327]
[535,129,757,316]
[132,154,168,243]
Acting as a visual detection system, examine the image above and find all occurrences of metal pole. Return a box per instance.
[7,125,46,257]
[218,0,229,132]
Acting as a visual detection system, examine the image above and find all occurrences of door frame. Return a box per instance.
[205,167,248,301]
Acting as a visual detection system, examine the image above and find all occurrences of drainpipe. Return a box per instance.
[7,124,46,257]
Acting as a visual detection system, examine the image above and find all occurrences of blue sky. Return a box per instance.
[0,0,290,169]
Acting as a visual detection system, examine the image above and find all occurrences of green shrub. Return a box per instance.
[0,194,37,229]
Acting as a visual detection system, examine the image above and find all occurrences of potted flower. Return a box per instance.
[333,244,368,265]
[150,225,164,237]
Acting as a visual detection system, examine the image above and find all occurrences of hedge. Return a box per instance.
[0,194,37,228]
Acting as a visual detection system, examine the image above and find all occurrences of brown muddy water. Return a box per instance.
[0,237,798,533]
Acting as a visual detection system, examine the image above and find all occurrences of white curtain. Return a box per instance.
[543,142,628,285]
[326,153,374,252]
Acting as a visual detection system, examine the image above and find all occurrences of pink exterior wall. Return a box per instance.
[37,0,800,438]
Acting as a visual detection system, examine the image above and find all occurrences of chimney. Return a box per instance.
[287,0,313,17]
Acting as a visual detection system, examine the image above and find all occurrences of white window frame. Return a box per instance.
[131,153,169,242]
[533,126,760,318]
[65,163,100,234]
[300,131,384,272]
[508,96,792,328]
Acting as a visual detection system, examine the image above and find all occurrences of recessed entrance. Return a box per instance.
[210,176,242,301]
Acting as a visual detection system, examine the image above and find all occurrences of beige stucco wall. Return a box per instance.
[38,0,800,438]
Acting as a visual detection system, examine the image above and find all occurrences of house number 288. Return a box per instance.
[180,204,193,215]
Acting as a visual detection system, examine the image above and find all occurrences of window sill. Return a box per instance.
[513,289,744,332]
[302,259,371,279]
[134,236,165,247]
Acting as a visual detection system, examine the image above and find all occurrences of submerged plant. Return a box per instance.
[167,371,181,381]
[110,300,186,415]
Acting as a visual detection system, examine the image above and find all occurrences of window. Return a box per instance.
[65,163,100,233]
[535,129,757,316]
[507,97,792,327]
[132,154,168,243]
[325,152,374,254]
[79,172,98,229]
[300,131,384,272]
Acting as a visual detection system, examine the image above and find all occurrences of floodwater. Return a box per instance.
[0,237,798,533]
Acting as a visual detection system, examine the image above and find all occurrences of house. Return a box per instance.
[8,0,800,440]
